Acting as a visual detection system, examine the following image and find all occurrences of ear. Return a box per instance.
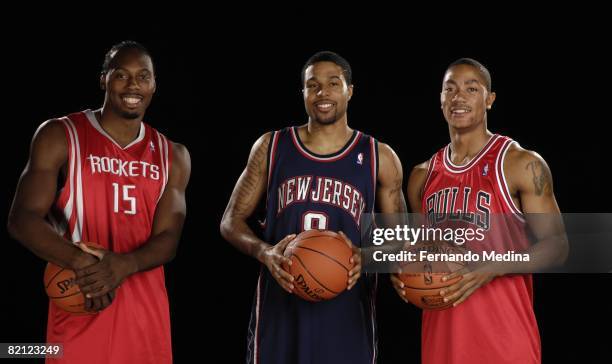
[99,73,106,90]
[486,91,496,110]
[347,84,354,101]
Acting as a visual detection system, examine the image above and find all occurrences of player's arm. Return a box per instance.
[7,121,99,269]
[220,133,295,293]
[504,145,569,267]
[377,143,408,214]
[406,160,429,213]
[77,142,192,298]
[390,160,429,303]
[441,146,569,306]
[346,143,407,289]
[8,121,110,311]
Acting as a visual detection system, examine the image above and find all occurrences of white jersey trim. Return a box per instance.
[290,127,362,162]
[254,270,262,364]
[371,273,378,364]
[370,137,377,212]
[85,109,145,150]
[63,118,84,242]
[422,156,437,197]
[57,119,75,237]
[156,131,170,203]
[495,139,526,222]
[443,134,500,173]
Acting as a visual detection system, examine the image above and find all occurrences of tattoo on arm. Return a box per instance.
[388,161,407,213]
[232,135,270,216]
[526,160,552,196]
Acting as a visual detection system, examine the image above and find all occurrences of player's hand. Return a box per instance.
[84,288,116,312]
[339,231,361,290]
[260,234,296,294]
[390,273,409,303]
[71,244,116,312]
[75,243,137,300]
[439,267,501,307]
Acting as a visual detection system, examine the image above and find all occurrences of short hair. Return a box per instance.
[447,58,492,92]
[301,51,352,85]
[101,40,152,74]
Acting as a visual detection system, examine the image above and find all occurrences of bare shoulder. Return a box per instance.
[408,159,430,186]
[251,132,272,156]
[378,142,402,170]
[504,142,553,193]
[377,142,397,160]
[505,143,545,165]
[377,142,403,182]
[29,119,68,167]
[412,160,430,175]
[170,142,192,171]
[405,159,431,210]
[505,143,551,176]
[33,118,67,145]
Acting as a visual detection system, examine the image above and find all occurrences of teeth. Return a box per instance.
[123,97,141,105]
[317,103,333,109]
[452,109,469,114]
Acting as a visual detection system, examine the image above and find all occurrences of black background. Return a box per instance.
[1,17,610,363]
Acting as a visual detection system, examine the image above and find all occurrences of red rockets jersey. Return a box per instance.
[420,134,540,364]
[46,109,173,364]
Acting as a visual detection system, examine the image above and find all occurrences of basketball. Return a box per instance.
[283,229,354,302]
[44,263,88,314]
[398,242,467,310]
[43,242,105,314]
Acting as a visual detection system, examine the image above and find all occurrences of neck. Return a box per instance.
[96,106,142,147]
[298,115,353,155]
[448,122,493,164]
[306,114,351,138]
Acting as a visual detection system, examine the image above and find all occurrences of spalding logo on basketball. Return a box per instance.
[44,263,88,314]
[398,241,467,310]
[283,230,354,302]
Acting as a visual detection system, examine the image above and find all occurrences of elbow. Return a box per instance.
[219,215,234,241]
[166,249,177,264]
[7,213,23,242]
[557,238,570,266]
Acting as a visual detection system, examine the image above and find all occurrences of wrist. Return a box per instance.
[254,242,271,264]
[69,249,96,270]
[121,253,140,276]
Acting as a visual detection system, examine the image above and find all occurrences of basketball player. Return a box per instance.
[220,51,406,363]
[391,58,568,363]
[7,41,190,363]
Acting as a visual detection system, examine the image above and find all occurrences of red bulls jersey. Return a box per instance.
[420,134,540,364]
[46,109,173,364]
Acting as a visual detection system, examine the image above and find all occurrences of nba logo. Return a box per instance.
[357,153,363,165]
[150,141,156,152]
[482,163,489,176]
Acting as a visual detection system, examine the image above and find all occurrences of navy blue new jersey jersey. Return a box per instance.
[247,126,379,364]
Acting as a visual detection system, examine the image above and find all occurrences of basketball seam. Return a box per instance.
[48,291,83,299]
[402,286,447,291]
[293,254,341,295]
[45,268,66,289]
[293,245,351,273]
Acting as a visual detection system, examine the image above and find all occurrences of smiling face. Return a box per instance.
[100,48,156,120]
[441,64,495,130]
[303,61,353,125]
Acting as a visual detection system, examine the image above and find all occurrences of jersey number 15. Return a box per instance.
[112,183,136,215]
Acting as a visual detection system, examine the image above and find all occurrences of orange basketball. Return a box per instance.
[44,263,87,314]
[398,242,467,310]
[43,242,105,314]
[283,230,354,302]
